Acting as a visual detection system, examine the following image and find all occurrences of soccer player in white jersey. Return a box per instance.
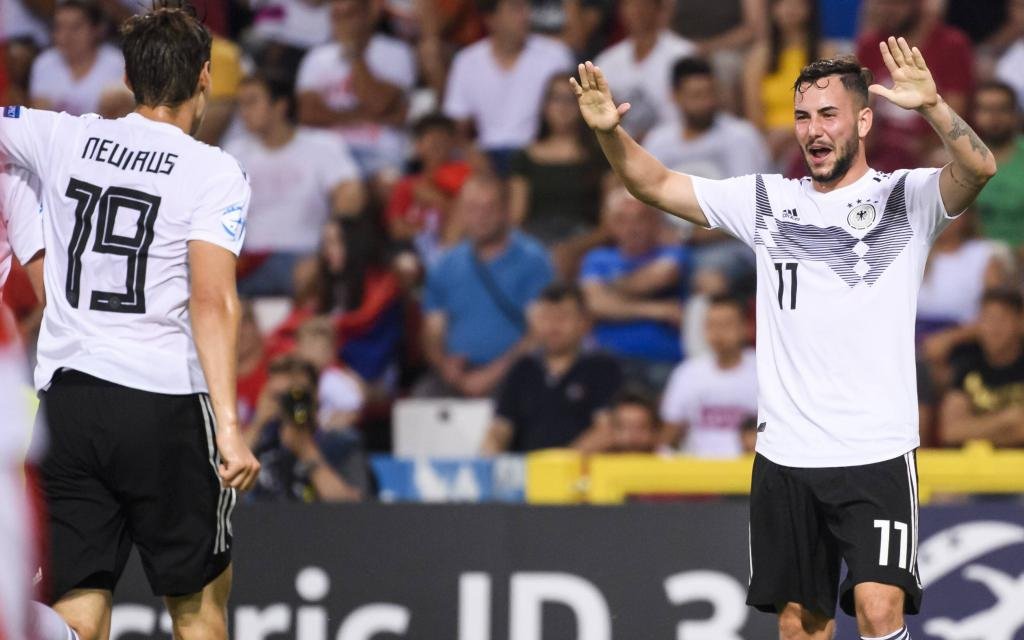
[572,38,996,640]
[0,4,261,639]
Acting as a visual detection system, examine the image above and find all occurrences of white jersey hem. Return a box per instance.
[754,442,920,469]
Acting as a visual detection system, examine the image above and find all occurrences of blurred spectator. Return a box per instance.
[29,0,125,116]
[646,57,770,179]
[245,354,319,449]
[195,35,247,145]
[275,217,404,386]
[995,1,1024,107]
[607,387,660,453]
[482,283,622,454]
[939,288,1024,447]
[419,174,554,397]
[250,0,332,55]
[252,384,368,502]
[739,416,759,453]
[385,113,472,270]
[1,0,49,47]
[294,316,365,430]
[945,0,1024,57]
[559,0,613,60]
[238,300,271,430]
[594,0,696,140]
[670,0,765,111]
[856,0,974,171]
[229,73,365,297]
[972,81,1024,251]
[580,189,690,390]
[743,0,831,163]
[918,212,1011,365]
[819,0,862,50]
[442,0,574,175]
[660,295,757,457]
[3,38,40,106]
[296,0,416,185]
[508,75,610,277]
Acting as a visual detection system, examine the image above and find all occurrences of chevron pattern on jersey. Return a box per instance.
[753,173,912,287]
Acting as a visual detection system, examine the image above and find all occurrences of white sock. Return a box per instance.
[861,626,910,640]
[30,602,80,640]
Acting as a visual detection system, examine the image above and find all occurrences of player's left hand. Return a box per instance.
[869,36,939,111]
[216,428,261,491]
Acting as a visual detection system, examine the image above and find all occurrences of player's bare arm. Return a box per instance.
[870,36,998,214]
[189,240,260,491]
[570,62,709,227]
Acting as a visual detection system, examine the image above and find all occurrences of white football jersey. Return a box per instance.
[693,168,952,467]
[0,107,250,393]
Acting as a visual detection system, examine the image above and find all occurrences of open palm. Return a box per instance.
[570,61,631,133]
[868,36,939,110]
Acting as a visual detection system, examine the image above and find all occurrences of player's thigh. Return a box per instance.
[53,589,113,640]
[827,451,921,617]
[747,454,841,618]
[164,564,232,640]
[120,392,234,598]
[777,602,835,640]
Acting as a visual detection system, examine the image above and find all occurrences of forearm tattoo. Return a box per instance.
[947,105,990,160]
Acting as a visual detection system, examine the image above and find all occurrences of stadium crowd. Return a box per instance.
[3,0,1024,502]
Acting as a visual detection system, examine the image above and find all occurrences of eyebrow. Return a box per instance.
[794,106,840,116]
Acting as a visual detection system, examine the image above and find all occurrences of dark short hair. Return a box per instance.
[57,0,105,25]
[671,56,714,90]
[612,386,659,428]
[708,293,747,317]
[976,80,1019,111]
[794,56,873,109]
[981,287,1024,314]
[412,113,456,138]
[120,2,212,108]
[241,72,297,121]
[537,282,588,313]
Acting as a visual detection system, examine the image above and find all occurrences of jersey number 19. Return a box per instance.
[64,178,161,314]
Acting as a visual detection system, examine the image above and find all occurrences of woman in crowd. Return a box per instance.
[508,74,611,279]
[742,0,833,165]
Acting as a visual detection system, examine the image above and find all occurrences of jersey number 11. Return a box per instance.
[64,178,161,314]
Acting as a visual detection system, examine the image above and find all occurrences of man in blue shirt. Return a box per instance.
[580,188,691,390]
[420,174,554,397]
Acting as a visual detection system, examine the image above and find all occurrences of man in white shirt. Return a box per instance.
[593,0,696,141]
[229,73,364,296]
[661,295,757,457]
[295,0,416,182]
[572,36,997,640]
[443,0,574,175]
[29,0,125,116]
[1,5,261,639]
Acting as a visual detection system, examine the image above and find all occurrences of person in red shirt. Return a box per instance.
[856,0,974,171]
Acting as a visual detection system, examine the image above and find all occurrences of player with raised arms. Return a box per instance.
[0,2,260,639]
[571,38,996,640]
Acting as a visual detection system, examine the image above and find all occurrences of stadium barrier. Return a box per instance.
[526,441,1024,504]
[109,502,1024,639]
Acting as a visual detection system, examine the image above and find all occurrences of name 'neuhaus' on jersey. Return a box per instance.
[81,136,178,175]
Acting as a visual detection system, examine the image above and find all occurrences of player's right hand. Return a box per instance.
[216,428,261,491]
[570,61,631,133]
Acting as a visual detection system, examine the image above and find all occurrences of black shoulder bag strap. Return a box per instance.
[470,249,527,331]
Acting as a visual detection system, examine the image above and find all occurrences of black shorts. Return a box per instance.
[747,451,922,618]
[38,370,235,601]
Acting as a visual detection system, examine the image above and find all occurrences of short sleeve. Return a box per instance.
[188,157,251,255]
[690,174,758,247]
[660,362,695,424]
[1,167,44,263]
[903,168,954,243]
[320,134,361,190]
[422,260,448,313]
[578,249,609,283]
[374,40,416,91]
[0,107,60,176]
[295,48,323,92]
[442,53,473,120]
[495,359,525,423]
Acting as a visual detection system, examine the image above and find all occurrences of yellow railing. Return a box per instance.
[525,441,1024,505]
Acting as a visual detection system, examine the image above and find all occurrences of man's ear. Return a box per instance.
[197,60,212,95]
[858,106,873,139]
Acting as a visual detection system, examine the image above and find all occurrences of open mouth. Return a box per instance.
[807,145,833,164]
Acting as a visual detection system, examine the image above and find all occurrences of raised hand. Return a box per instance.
[569,61,631,133]
[868,36,939,111]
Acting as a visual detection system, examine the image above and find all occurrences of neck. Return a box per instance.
[811,155,870,193]
[545,349,579,376]
[134,103,196,136]
[492,34,526,59]
[986,340,1022,367]
[260,121,295,149]
[715,348,743,369]
[66,48,98,79]
[632,31,659,59]
[781,28,806,47]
